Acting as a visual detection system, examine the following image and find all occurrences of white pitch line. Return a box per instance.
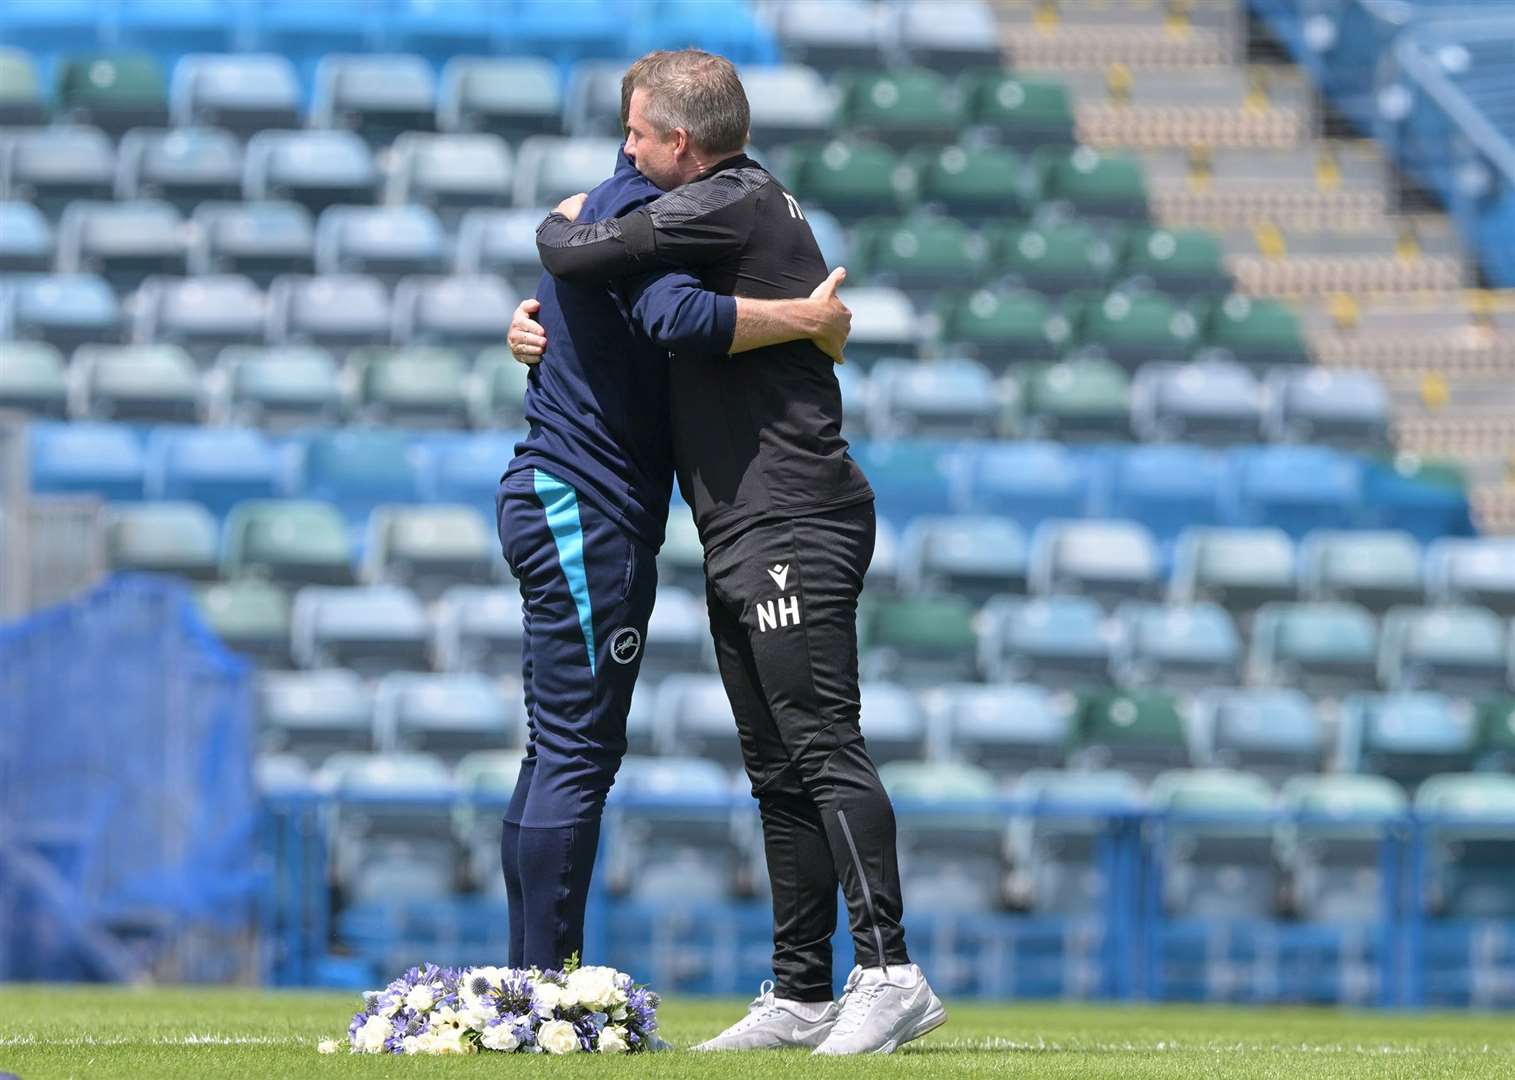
[0,1033,306,1047]
[916,1037,1515,1055]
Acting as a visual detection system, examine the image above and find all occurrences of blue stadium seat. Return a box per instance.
[267,274,391,356]
[250,0,380,91]
[640,586,707,684]
[881,761,1006,914]
[847,438,963,528]
[291,585,432,674]
[979,594,1111,689]
[1265,368,1390,452]
[57,200,188,294]
[857,682,929,766]
[1,274,122,353]
[134,275,267,364]
[0,200,53,271]
[1131,360,1263,445]
[314,205,449,285]
[115,0,236,68]
[312,53,438,148]
[603,757,740,902]
[425,432,523,511]
[1192,687,1325,783]
[244,130,380,215]
[505,0,624,68]
[1150,769,1278,921]
[1111,602,1241,690]
[1340,692,1479,792]
[1232,444,1364,537]
[300,429,425,527]
[561,60,626,138]
[897,514,1028,603]
[433,585,523,677]
[1029,519,1160,604]
[116,128,243,214]
[1426,537,1515,616]
[374,672,520,762]
[0,2,105,81]
[72,343,201,424]
[655,674,741,771]
[1009,769,1144,915]
[742,65,835,148]
[389,133,513,226]
[896,0,1001,71]
[257,668,375,763]
[512,135,621,208]
[1378,605,1508,696]
[804,206,849,271]
[1416,774,1515,920]
[455,207,547,295]
[1171,526,1296,612]
[1298,530,1424,612]
[834,286,920,366]
[925,683,1071,779]
[1360,456,1476,544]
[28,421,145,500]
[190,201,316,287]
[143,427,282,518]
[320,751,455,904]
[170,54,303,138]
[391,275,518,351]
[963,441,1096,531]
[632,0,778,65]
[1277,774,1405,923]
[866,358,1000,439]
[218,345,346,430]
[770,0,889,70]
[454,748,523,893]
[438,57,562,142]
[383,0,498,66]
[363,503,497,600]
[1248,601,1379,697]
[256,753,315,794]
[1106,444,1227,545]
[0,126,115,220]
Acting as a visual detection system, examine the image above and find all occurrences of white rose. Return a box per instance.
[427,1025,477,1055]
[316,1038,339,1054]
[480,1023,520,1052]
[462,1005,496,1032]
[597,1025,629,1054]
[401,1035,424,1054]
[353,1014,391,1054]
[405,984,435,1012]
[565,966,621,1011]
[533,982,566,1014]
[538,1019,581,1055]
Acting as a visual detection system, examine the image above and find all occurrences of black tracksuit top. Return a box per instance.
[536,153,873,551]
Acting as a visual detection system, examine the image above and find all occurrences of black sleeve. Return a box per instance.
[536,168,767,284]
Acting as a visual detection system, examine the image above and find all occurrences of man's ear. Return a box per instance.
[672,127,691,159]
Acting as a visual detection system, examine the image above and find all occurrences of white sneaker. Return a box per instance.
[691,980,838,1051]
[811,964,946,1056]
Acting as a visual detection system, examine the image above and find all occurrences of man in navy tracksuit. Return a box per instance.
[496,74,851,973]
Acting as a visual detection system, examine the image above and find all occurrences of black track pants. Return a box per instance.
[703,500,910,1002]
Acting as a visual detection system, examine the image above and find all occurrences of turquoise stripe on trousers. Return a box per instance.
[533,469,596,676]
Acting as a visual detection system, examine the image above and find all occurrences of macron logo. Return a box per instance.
[767,564,790,591]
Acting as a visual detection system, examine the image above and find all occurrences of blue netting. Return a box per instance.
[0,574,257,981]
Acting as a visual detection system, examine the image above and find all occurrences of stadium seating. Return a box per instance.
[1277,774,1406,923]
[1193,688,1325,783]
[1150,769,1278,920]
[106,501,218,580]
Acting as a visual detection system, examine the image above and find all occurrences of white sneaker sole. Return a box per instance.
[814,994,948,1056]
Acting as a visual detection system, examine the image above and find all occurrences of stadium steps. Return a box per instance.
[996,0,1241,70]
[1304,292,1515,380]
[1221,217,1465,298]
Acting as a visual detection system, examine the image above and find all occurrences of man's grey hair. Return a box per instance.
[623,49,750,156]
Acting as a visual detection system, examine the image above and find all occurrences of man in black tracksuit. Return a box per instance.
[532,50,944,1056]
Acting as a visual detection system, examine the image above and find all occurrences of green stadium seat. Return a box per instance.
[910,144,1030,222]
[1476,697,1515,771]
[222,500,355,587]
[363,504,497,600]
[0,341,66,418]
[354,346,471,430]
[934,287,1069,371]
[473,346,531,427]
[962,72,1075,151]
[1172,527,1297,612]
[107,501,219,580]
[840,68,965,149]
[853,214,988,300]
[781,140,910,223]
[1416,774,1515,919]
[1298,530,1424,612]
[860,594,980,686]
[195,579,292,665]
[73,343,200,423]
[1118,227,1231,298]
[220,345,345,430]
[1277,774,1406,923]
[1071,689,1190,782]
[990,220,1115,297]
[1248,601,1379,697]
[55,53,168,137]
[1034,146,1148,222]
[1203,294,1310,369]
[0,47,46,126]
[1074,289,1201,369]
[1017,355,1131,442]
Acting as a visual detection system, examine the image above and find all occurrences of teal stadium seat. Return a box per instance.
[1298,530,1424,611]
[313,54,437,149]
[106,501,218,580]
[1248,602,1380,697]
[73,343,200,423]
[1416,774,1515,919]
[897,514,1028,603]
[1341,692,1479,792]
[2,274,122,352]
[0,126,114,220]
[1172,527,1297,612]
[926,683,1071,779]
[1196,688,1325,783]
[374,673,520,763]
[392,275,519,352]
[267,274,391,356]
[866,358,999,439]
[979,594,1111,689]
[1112,601,1241,690]
[244,130,379,215]
[1030,519,1161,603]
[134,275,266,365]
[171,54,301,139]
[219,345,346,430]
[1378,605,1508,696]
[433,586,523,677]
[1426,537,1515,616]
[191,201,316,286]
[363,504,497,600]
[0,341,66,418]
[222,500,355,587]
[58,200,188,293]
[116,127,243,213]
[0,200,52,270]
[1277,775,1405,923]
[291,586,432,674]
[196,579,292,665]
[439,58,563,142]
[353,346,472,430]
[389,134,514,227]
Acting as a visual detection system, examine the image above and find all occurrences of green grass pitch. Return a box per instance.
[1,986,1512,1079]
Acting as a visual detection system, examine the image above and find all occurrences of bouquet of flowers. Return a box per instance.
[324,958,662,1055]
